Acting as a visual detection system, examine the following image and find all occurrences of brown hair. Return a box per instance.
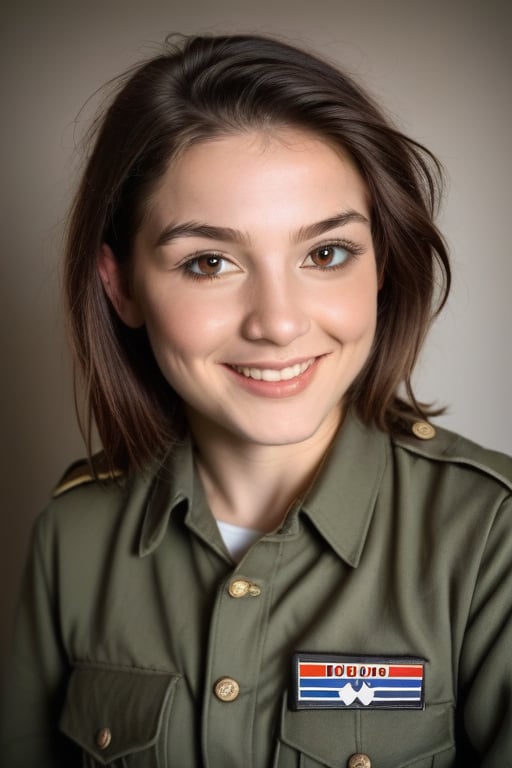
[64,33,450,472]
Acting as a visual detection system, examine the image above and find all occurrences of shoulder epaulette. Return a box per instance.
[393,420,512,492]
[52,454,123,498]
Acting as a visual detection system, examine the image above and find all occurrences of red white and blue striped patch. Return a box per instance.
[291,653,426,710]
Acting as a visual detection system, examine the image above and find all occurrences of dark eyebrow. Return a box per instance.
[293,210,369,242]
[154,210,369,249]
[155,221,249,248]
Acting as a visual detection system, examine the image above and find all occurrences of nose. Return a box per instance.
[241,271,310,346]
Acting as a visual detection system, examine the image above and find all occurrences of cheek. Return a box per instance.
[324,280,378,342]
[139,290,234,358]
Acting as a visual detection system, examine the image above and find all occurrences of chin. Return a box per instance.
[233,414,340,448]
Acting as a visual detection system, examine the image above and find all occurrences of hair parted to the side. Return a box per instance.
[64,33,450,473]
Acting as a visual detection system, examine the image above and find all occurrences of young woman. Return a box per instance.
[1,34,511,767]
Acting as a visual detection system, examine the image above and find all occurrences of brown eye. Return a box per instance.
[184,254,240,279]
[306,244,350,268]
[310,246,336,266]
[195,255,222,275]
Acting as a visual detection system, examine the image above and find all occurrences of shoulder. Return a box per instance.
[52,453,124,498]
[32,454,156,566]
[391,419,512,494]
[36,454,131,542]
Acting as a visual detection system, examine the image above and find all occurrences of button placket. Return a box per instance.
[202,544,280,767]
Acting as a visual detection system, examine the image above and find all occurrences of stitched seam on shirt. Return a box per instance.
[394,444,512,492]
[71,659,182,675]
[355,709,362,752]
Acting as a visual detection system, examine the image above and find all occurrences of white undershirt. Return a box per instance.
[216,519,264,562]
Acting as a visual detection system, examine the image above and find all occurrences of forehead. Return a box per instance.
[142,128,370,232]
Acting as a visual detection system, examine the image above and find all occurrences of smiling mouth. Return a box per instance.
[230,358,315,382]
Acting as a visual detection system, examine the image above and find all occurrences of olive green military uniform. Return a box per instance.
[2,411,512,767]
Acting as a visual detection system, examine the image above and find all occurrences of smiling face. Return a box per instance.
[100,128,379,451]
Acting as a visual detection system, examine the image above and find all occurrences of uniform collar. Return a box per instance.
[138,410,388,566]
[300,410,388,567]
[138,437,196,558]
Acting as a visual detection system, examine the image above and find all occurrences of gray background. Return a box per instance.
[1,0,511,667]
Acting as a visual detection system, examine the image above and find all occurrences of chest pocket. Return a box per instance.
[275,696,455,768]
[59,665,179,767]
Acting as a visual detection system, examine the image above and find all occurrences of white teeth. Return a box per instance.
[232,359,314,382]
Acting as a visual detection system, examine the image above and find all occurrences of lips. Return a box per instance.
[230,358,315,382]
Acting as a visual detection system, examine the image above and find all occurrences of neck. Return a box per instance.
[187,409,342,532]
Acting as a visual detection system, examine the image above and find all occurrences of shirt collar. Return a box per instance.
[138,409,388,565]
[300,410,388,567]
[138,436,195,558]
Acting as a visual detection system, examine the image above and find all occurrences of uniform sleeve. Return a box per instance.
[458,494,512,765]
[0,511,80,766]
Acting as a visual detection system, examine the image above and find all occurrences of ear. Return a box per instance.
[97,244,144,328]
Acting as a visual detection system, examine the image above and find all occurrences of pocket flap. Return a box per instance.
[279,697,454,768]
[59,665,179,765]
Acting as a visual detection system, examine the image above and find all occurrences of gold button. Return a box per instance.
[228,579,261,598]
[95,727,111,750]
[412,421,436,440]
[214,677,240,702]
[229,579,250,598]
[348,754,371,768]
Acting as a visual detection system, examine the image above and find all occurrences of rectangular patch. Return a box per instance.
[291,653,426,710]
